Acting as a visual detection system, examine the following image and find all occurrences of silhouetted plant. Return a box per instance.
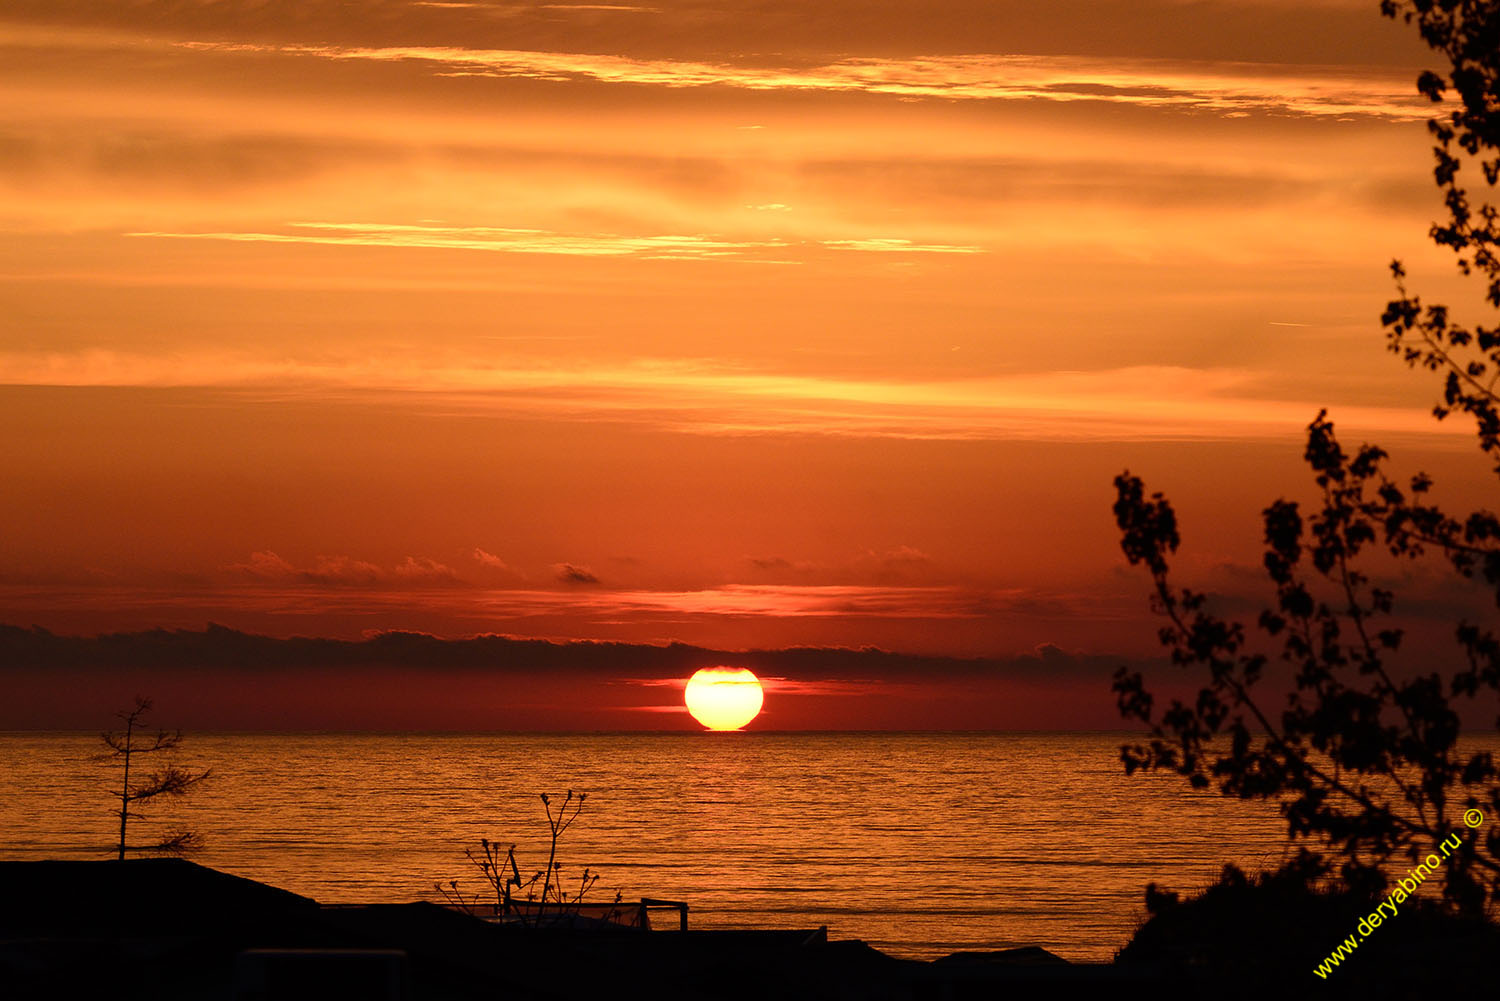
[1111,1,1500,916]
[98,696,211,859]
[536,790,591,906]
[1381,1,1500,469]
[437,789,624,926]
[1116,859,1500,991]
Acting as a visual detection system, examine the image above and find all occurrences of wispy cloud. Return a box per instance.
[822,238,979,254]
[0,352,1467,443]
[126,222,980,259]
[536,4,660,11]
[172,40,1430,119]
[471,548,514,571]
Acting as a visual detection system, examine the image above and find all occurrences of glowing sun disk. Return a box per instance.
[684,667,764,730]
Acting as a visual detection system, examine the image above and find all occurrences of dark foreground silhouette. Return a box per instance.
[2,860,1493,1000]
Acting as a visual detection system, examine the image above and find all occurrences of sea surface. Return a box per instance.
[2,731,1320,961]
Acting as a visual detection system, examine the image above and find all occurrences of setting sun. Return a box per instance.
[683,668,764,731]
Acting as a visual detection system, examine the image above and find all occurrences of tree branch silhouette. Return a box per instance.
[1112,1,1500,915]
[98,696,211,859]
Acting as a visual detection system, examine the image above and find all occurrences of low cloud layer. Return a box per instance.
[0,623,1154,729]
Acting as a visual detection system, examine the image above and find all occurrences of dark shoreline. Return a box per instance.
[0,858,1192,1001]
[10,858,1484,1000]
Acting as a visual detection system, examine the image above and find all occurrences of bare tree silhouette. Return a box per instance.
[99,696,211,859]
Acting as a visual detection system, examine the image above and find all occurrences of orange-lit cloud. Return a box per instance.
[168,39,1428,120]
[471,548,516,573]
[2,21,1429,122]
[127,222,980,259]
[0,0,1478,685]
[0,351,1468,443]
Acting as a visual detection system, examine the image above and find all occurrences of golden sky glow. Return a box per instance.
[1,1,1488,708]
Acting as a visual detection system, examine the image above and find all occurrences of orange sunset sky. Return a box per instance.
[1,2,1494,727]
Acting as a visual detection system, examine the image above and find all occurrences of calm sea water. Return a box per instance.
[1,731,1305,961]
